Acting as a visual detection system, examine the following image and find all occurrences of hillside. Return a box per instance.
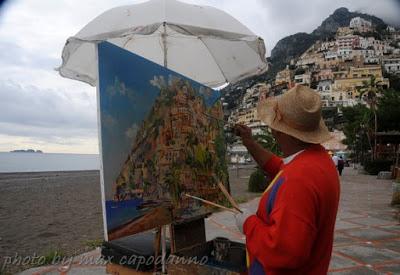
[222,7,390,108]
[312,7,386,38]
[269,7,387,78]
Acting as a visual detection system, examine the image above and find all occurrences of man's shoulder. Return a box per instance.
[281,151,338,184]
[286,149,331,168]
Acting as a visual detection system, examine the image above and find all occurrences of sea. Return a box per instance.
[0,152,100,173]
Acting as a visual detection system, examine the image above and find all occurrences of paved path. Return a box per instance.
[207,167,400,274]
[19,167,400,274]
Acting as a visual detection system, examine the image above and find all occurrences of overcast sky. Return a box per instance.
[0,0,399,154]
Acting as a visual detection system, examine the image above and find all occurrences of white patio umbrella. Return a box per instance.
[58,0,267,88]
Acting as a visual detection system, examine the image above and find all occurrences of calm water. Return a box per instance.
[0,152,100,173]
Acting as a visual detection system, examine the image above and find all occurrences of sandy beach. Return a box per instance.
[0,167,257,273]
[0,171,104,273]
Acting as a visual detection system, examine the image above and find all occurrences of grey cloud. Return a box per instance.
[186,0,400,55]
[0,122,97,143]
[0,80,97,138]
[255,0,400,52]
[0,40,59,70]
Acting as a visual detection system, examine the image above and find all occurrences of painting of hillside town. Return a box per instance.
[98,42,229,240]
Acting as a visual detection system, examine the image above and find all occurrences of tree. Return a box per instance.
[357,75,383,159]
[384,72,400,93]
[165,164,181,206]
[342,89,400,163]
[253,128,282,156]
[214,130,229,183]
[342,104,373,163]
[377,89,400,131]
[194,144,208,170]
[247,129,281,192]
[322,106,344,131]
[185,132,197,147]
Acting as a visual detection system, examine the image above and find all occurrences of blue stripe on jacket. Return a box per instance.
[249,176,285,275]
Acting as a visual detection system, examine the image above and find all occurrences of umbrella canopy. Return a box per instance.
[58,0,267,88]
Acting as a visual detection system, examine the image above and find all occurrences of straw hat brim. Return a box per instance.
[257,98,332,144]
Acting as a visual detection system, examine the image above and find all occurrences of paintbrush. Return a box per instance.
[184,193,240,214]
[217,182,242,213]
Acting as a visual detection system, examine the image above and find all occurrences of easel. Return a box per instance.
[105,184,243,274]
[105,218,206,275]
[106,263,150,275]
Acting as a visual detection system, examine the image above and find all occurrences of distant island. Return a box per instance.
[10,149,43,153]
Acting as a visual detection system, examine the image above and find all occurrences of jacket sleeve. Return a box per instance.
[262,154,283,178]
[243,174,318,270]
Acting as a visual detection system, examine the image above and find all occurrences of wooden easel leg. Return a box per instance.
[153,226,162,272]
[161,226,167,274]
[170,224,175,254]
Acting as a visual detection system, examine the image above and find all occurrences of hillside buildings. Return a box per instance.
[225,18,399,156]
[227,83,268,135]
[271,18,398,108]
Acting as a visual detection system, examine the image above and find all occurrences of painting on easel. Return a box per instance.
[97,42,229,241]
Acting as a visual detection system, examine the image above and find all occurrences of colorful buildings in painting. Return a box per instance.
[113,79,227,217]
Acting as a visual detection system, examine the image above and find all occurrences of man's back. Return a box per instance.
[244,145,340,274]
[288,145,340,273]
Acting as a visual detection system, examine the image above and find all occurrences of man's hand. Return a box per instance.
[233,123,274,173]
[235,208,254,234]
[234,124,253,144]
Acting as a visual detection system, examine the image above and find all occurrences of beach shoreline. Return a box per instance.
[0,170,104,273]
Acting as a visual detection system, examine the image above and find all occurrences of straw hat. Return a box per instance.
[257,85,331,144]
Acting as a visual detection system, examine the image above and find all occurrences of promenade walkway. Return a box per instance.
[207,167,400,274]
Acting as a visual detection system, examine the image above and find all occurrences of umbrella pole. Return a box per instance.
[162,22,168,69]
[161,22,168,274]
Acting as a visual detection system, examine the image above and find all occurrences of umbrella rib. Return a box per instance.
[197,36,229,85]
[168,23,229,85]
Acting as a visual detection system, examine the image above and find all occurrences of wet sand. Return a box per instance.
[0,171,103,273]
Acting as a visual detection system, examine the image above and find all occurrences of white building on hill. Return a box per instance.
[387,26,396,33]
[349,17,372,33]
[324,51,338,60]
[359,37,374,49]
[317,80,333,107]
[382,57,400,74]
[294,73,311,85]
[319,41,336,51]
[337,35,360,49]
[228,144,249,164]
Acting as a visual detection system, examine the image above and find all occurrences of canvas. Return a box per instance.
[97,42,229,241]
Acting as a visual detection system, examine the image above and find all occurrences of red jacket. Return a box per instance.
[243,145,340,275]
